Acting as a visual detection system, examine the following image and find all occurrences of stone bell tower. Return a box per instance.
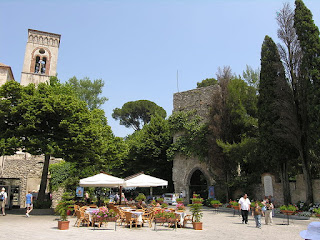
[20,29,61,86]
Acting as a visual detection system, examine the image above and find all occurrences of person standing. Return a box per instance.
[25,190,33,217]
[252,202,262,228]
[264,199,274,225]
[0,188,7,216]
[238,193,251,224]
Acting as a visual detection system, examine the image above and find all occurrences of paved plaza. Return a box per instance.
[0,207,315,240]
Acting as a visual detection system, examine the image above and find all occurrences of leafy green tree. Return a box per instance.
[112,100,166,131]
[258,36,299,204]
[66,76,108,110]
[167,111,208,161]
[214,76,258,201]
[242,65,260,89]
[197,78,217,88]
[0,80,27,155]
[120,114,173,189]
[0,78,121,201]
[293,0,320,204]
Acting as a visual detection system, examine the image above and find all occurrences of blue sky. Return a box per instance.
[1,0,320,137]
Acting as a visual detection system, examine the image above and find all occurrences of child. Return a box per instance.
[252,201,262,228]
[25,190,33,217]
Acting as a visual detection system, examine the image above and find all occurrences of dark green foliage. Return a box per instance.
[214,75,259,200]
[33,199,52,209]
[119,114,173,189]
[197,78,217,88]
[113,100,167,131]
[0,78,127,199]
[66,76,108,110]
[293,0,320,203]
[258,35,299,204]
[226,78,258,142]
[49,161,73,191]
[167,111,208,161]
[55,192,74,221]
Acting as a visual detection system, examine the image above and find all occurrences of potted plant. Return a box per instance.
[154,209,166,223]
[55,192,74,230]
[230,200,240,210]
[157,198,164,204]
[176,198,184,203]
[135,193,146,201]
[210,200,222,208]
[176,203,186,211]
[189,197,203,230]
[280,205,297,215]
[191,194,203,204]
[313,208,320,217]
[165,212,176,224]
[161,203,168,208]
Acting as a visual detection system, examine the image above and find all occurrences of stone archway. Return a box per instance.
[172,154,215,203]
[187,168,209,201]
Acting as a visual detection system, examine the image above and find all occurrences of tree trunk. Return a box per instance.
[38,154,50,202]
[280,162,291,205]
[300,146,313,204]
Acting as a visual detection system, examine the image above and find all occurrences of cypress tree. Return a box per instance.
[258,36,298,204]
[293,0,320,204]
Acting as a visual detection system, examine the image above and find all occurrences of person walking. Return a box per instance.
[25,190,33,217]
[238,193,251,224]
[252,201,262,228]
[264,198,274,225]
[0,188,7,216]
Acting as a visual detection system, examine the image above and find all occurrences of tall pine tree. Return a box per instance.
[258,36,298,204]
[293,0,320,204]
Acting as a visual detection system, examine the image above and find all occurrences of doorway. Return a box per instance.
[189,169,208,201]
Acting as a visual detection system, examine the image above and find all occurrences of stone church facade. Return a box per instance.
[0,29,61,208]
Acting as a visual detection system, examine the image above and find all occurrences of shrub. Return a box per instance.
[135,193,146,201]
[33,200,52,209]
[211,200,221,205]
[161,203,168,208]
[176,203,185,210]
[313,208,320,214]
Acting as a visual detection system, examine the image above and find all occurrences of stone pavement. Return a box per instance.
[0,207,316,240]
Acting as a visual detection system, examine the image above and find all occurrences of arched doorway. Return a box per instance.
[189,169,208,201]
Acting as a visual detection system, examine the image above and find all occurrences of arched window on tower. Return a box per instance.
[34,56,40,73]
[41,57,47,74]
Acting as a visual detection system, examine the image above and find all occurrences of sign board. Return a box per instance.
[263,175,273,197]
[208,186,215,199]
[76,186,84,198]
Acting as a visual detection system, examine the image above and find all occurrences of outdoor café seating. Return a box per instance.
[74,209,90,228]
[125,212,138,228]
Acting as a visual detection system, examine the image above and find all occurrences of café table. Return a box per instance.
[85,208,99,222]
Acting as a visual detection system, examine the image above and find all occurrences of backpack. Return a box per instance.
[0,193,4,201]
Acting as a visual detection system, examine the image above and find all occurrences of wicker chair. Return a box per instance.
[183,214,193,228]
[72,204,80,217]
[74,209,90,227]
[142,210,154,228]
[125,212,137,228]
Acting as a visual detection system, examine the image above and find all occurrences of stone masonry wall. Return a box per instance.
[172,85,224,201]
[0,152,62,208]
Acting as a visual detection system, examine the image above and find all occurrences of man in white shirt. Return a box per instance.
[238,193,250,224]
[0,188,7,216]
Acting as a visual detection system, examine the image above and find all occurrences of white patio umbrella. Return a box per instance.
[79,173,125,187]
[124,173,168,196]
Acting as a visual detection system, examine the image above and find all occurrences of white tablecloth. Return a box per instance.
[85,208,99,221]
[175,211,185,223]
[128,210,143,223]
